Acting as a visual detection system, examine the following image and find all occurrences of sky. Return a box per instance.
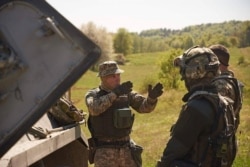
[47,0,250,33]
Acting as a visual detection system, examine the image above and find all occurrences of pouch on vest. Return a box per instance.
[113,108,134,129]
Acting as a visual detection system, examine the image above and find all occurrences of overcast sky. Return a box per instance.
[47,0,250,33]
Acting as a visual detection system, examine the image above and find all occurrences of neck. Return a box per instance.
[100,82,112,92]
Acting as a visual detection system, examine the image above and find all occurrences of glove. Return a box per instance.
[148,82,163,99]
[113,81,133,96]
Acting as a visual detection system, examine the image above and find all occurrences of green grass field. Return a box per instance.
[71,47,250,167]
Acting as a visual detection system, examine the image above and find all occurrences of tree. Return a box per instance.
[184,36,194,49]
[80,22,113,69]
[131,33,142,53]
[158,49,182,89]
[113,28,133,56]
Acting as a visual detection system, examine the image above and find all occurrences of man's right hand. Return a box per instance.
[113,81,133,96]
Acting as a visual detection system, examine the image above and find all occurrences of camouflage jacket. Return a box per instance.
[85,85,157,116]
[212,70,244,129]
[212,71,236,104]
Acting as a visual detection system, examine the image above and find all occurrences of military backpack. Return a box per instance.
[189,91,237,167]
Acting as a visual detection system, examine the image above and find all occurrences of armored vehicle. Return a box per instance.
[0,0,101,166]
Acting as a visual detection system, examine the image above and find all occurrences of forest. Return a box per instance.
[129,20,250,53]
[81,20,250,65]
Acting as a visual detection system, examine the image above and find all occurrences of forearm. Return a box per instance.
[130,92,157,113]
[138,97,157,113]
[86,92,117,116]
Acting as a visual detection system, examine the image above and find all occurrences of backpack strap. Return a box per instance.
[189,91,236,166]
[212,75,243,116]
[212,75,243,131]
[188,91,220,166]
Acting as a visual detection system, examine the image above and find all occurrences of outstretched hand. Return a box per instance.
[148,82,163,99]
[113,81,133,96]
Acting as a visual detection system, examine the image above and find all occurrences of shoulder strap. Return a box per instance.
[190,91,236,166]
[188,91,220,166]
[212,75,243,115]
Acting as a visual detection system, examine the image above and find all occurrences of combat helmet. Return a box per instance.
[174,46,220,81]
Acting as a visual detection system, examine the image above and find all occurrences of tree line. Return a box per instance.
[80,20,250,65]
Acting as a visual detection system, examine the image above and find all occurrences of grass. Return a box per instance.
[71,47,250,167]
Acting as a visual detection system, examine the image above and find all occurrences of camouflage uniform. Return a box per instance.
[213,71,235,100]
[157,46,236,167]
[85,61,161,167]
[94,145,136,167]
[209,44,244,130]
[86,86,157,116]
[212,71,244,130]
[209,45,244,164]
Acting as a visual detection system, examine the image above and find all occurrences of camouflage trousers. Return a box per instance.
[94,147,137,167]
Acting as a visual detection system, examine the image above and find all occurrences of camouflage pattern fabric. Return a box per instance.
[94,147,137,167]
[97,60,124,77]
[213,75,236,103]
[174,46,220,80]
[212,71,244,131]
[48,97,85,126]
[85,78,158,166]
[85,86,157,116]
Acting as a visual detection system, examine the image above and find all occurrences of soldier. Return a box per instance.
[209,44,243,130]
[85,60,163,167]
[156,46,237,167]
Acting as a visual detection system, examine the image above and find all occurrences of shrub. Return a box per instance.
[138,75,158,94]
[158,49,182,90]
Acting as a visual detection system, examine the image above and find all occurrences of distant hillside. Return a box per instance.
[127,20,250,53]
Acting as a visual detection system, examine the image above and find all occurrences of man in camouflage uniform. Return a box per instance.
[85,60,163,167]
[209,44,243,130]
[156,46,237,167]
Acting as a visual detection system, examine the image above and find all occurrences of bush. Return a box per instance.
[138,75,158,94]
[158,49,182,90]
[238,56,245,65]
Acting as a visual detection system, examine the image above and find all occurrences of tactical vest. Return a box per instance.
[88,88,134,139]
[188,91,236,167]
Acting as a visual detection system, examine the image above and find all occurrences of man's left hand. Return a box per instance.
[148,82,163,99]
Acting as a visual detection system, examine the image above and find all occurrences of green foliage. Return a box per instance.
[129,34,169,54]
[125,20,250,54]
[72,47,250,167]
[158,49,182,89]
[138,75,158,93]
[238,56,246,65]
[113,28,133,56]
[80,22,113,67]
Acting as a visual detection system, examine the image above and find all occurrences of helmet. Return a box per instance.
[174,46,220,80]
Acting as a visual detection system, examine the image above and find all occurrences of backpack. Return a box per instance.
[208,95,236,166]
[212,75,244,129]
[48,97,85,126]
[189,91,237,167]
